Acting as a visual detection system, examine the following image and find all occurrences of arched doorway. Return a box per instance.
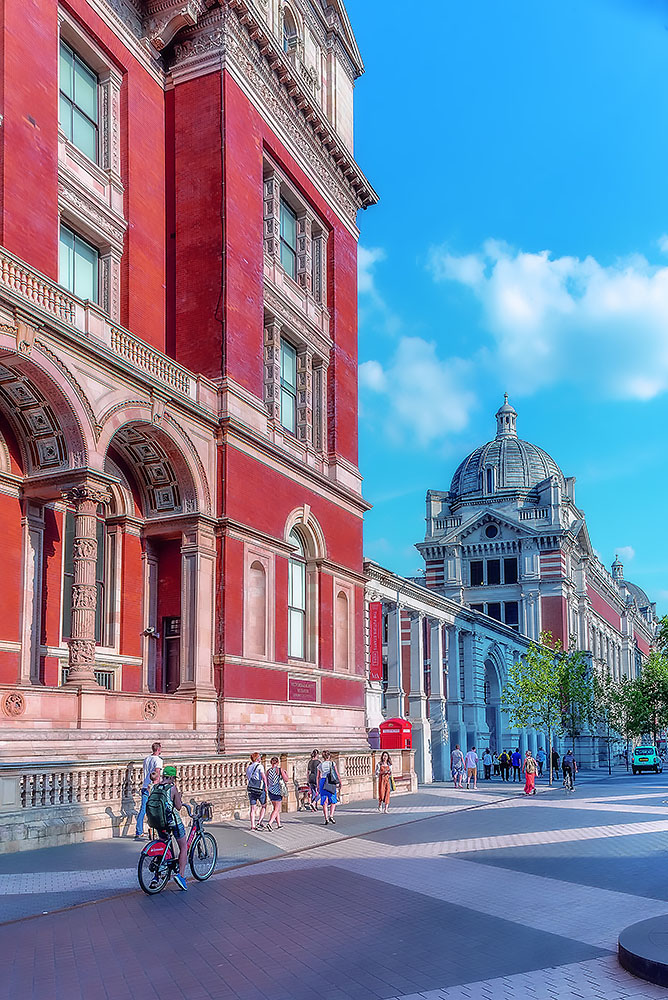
[484,656,502,753]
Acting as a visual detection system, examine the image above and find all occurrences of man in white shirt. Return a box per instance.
[465,747,479,790]
[135,741,163,840]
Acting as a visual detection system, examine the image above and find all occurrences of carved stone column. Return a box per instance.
[296,345,313,445]
[428,620,449,781]
[263,174,282,261]
[264,319,282,422]
[62,485,111,689]
[408,613,432,783]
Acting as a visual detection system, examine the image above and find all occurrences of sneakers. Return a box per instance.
[134,834,146,841]
[173,873,188,891]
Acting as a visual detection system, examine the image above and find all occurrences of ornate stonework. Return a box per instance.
[2,691,25,717]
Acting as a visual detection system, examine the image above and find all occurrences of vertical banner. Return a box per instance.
[369,601,383,681]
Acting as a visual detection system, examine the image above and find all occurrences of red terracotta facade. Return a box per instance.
[0,0,376,759]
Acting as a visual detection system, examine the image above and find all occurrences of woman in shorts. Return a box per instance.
[265,756,289,831]
[246,752,268,831]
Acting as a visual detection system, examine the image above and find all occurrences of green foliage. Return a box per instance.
[502,631,593,738]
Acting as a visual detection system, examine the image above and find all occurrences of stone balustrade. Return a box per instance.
[519,508,550,520]
[0,247,76,324]
[0,245,217,413]
[0,749,413,853]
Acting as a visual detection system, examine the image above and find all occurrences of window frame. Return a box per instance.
[59,39,100,165]
[279,198,298,280]
[59,222,100,303]
[279,338,298,435]
[287,529,307,659]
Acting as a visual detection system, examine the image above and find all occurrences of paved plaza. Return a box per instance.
[3,770,668,999]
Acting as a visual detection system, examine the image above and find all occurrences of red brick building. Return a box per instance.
[0,0,376,762]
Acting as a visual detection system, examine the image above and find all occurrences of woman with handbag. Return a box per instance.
[375,751,393,813]
[317,749,340,825]
[265,756,289,830]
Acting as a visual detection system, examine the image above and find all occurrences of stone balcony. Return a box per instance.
[0,245,218,416]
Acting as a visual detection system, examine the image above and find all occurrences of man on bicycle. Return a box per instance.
[562,749,577,788]
[156,765,188,891]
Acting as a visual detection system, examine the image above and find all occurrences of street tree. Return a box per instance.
[502,631,583,785]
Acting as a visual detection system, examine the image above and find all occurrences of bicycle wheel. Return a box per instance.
[138,849,170,894]
[189,832,218,881]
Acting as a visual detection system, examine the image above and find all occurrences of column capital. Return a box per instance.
[62,484,112,507]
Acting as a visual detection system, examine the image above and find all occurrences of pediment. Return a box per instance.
[458,509,532,543]
[315,0,364,74]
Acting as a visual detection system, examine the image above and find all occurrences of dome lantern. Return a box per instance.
[495,393,517,439]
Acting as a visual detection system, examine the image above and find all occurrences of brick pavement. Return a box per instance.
[2,770,668,999]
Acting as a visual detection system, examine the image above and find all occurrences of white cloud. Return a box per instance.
[359,337,476,447]
[358,245,399,334]
[657,234,668,254]
[429,239,668,401]
[616,545,635,563]
[359,359,387,392]
[358,246,386,295]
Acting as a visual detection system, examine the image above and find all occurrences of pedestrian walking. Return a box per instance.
[135,740,163,840]
[246,751,268,830]
[551,747,560,776]
[375,751,393,812]
[493,751,500,777]
[499,749,510,782]
[511,748,521,782]
[536,747,546,776]
[265,756,289,830]
[317,750,341,825]
[307,749,320,811]
[465,746,479,789]
[482,748,493,780]
[522,750,537,795]
[451,744,465,788]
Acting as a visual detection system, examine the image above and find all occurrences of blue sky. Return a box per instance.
[348,0,668,612]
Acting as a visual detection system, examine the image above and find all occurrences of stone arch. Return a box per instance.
[98,404,211,518]
[0,345,91,473]
[483,646,504,753]
[284,506,326,559]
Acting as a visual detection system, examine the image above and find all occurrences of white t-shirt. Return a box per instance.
[465,751,478,769]
[142,753,163,791]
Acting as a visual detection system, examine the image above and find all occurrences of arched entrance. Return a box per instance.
[484,655,502,753]
[102,415,214,697]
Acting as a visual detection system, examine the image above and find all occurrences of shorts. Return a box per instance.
[248,789,266,805]
[467,767,477,778]
[166,817,186,840]
[268,792,282,803]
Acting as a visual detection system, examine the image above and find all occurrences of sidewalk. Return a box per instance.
[0,778,551,923]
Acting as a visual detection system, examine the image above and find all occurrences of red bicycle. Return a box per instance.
[137,800,217,894]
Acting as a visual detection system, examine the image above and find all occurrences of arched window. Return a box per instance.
[283,8,298,52]
[335,590,349,671]
[288,528,306,658]
[247,560,267,657]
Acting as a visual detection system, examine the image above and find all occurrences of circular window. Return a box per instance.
[485,524,499,539]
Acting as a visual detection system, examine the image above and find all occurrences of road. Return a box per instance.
[3,769,668,999]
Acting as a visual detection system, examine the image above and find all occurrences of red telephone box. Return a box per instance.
[379,718,412,750]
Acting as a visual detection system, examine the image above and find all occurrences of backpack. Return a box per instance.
[145,782,173,832]
[247,763,264,793]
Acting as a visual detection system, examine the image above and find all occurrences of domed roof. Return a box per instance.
[450,396,565,498]
[625,581,652,609]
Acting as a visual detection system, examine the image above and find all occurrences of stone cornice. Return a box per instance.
[263,278,332,358]
[221,415,371,513]
[169,3,377,224]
